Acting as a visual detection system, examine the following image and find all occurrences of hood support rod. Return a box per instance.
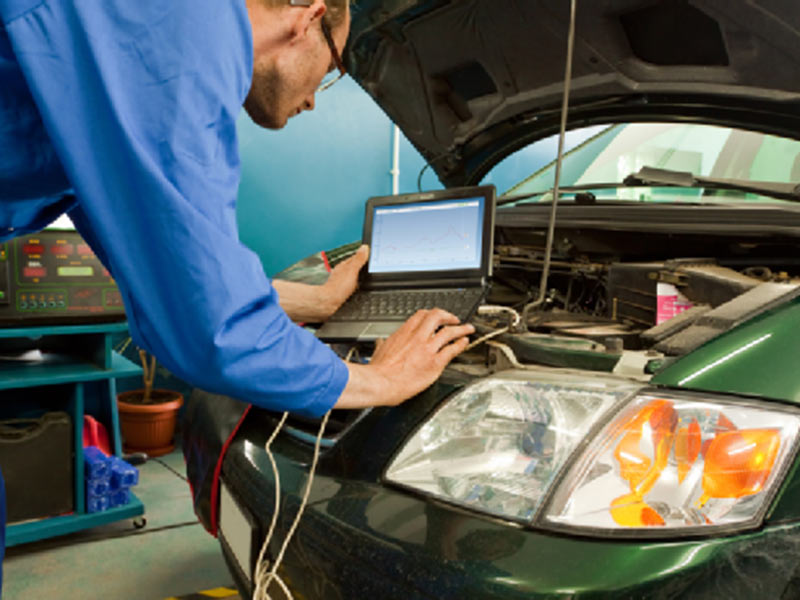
[521,0,578,331]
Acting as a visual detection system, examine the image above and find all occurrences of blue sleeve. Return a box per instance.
[1,0,348,416]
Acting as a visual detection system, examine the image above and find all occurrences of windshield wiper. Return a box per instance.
[624,166,800,203]
[498,166,800,206]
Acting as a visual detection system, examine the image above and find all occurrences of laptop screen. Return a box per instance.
[368,197,485,274]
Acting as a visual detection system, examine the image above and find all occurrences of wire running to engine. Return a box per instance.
[253,348,355,600]
[252,411,289,599]
[465,305,521,351]
[485,340,541,370]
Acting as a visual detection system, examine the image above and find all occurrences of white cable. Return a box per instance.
[253,347,355,600]
[266,410,331,584]
[465,327,509,351]
[476,305,521,328]
[265,571,292,600]
[464,305,521,351]
[485,340,539,370]
[253,411,288,600]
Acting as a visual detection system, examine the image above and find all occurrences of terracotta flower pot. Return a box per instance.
[117,389,184,457]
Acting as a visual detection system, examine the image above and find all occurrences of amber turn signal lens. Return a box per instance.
[614,399,676,492]
[699,429,780,506]
[611,492,665,527]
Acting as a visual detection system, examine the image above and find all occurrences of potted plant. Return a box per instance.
[117,349,183,457]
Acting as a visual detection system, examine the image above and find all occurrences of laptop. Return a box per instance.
[316,185,495,342]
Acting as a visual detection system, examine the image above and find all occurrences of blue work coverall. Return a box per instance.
[0,0,350,578]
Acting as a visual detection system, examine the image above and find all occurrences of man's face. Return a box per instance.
[245,5,350,130]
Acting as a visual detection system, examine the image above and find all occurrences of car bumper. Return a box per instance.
[218,424,800,600]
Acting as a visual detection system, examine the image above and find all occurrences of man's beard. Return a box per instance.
[244,65,285,130]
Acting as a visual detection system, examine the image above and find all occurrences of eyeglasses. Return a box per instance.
[318,17,346,91]
[289,0,347,92]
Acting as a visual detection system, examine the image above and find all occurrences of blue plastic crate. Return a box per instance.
[86,494,110,514]
[83,446,110,480]
[109,488,131,508]
[86,477,111,497]
[109,456,138,490]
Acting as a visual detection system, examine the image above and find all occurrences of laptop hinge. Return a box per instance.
[367,277,486,290]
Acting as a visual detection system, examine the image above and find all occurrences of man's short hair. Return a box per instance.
[323,0,349,29]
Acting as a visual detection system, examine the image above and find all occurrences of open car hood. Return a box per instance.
[347,0,800,187]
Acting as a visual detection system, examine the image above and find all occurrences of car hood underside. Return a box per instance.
[347,0,800,186]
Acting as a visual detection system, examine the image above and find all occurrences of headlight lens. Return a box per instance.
[386,371,800,537]
[385,370,641,522]
[544,393,800,535]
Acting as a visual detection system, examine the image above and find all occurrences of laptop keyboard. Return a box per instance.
[334,288,484,322]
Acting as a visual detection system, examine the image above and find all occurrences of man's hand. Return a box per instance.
[336,308,475,409]
[273,245,368,322]
[319,244,369,318]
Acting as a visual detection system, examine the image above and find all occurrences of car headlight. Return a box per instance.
[385,370,800,537]
[385,370,642,522]
[543,392,800,536]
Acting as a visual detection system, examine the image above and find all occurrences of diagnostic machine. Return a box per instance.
[0,230,125,326]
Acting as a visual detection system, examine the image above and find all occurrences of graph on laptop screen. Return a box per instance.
[368,197,484,274]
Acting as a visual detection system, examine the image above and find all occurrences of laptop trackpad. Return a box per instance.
[360,322,401,340]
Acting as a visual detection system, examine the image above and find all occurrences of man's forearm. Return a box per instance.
[273,280,334,323]
[335,362,393,409]
[273,246,368,323]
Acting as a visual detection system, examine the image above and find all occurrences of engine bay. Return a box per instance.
[462,207,800,376]
[280,203,800,438]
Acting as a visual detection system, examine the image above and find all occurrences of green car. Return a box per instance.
[183,1,800,598]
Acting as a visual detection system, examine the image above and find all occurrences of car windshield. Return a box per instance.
[503,122,800,204]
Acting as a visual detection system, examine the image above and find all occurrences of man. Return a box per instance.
[0,0,475,585]
[0,0,474,433]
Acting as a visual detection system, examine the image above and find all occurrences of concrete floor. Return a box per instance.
[3,442,238,600]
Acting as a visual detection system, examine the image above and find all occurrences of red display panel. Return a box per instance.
[23,266,46,278]
[50,244,75,255]
[23,244,44,255]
